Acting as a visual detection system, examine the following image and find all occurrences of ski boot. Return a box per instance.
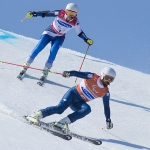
[25,111,43,125]
[37,66,50,86]
[54,117,71,133]
[17,62,30,80]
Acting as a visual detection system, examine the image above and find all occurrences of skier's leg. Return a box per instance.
[45,35,65,68]
[40,87,73,117]
[54,96,91,129]
[68,101,91,123]
[27,34,52,64]
[40,35,65,79]
[20,34,52,75]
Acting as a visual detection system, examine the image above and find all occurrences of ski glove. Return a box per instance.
[62,71,70,78]
[85,38,93,46]
[26,11,37,18]
[106,119,113,129]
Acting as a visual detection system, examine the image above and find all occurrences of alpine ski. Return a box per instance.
[42,122,102,145]
[37,76,46,86]
[24,116,72,140]
[17,72,26,80]
[27,119,102,145]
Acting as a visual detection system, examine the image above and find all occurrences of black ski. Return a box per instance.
[0,110,102,145]
[37,80,44,86]
[17,69,27,80]
[44,122,102,145]
[70,131,102,145]
[37,76,46,86]
[17,73,24,80]
[23,116,72,140]
[39,125,72,140]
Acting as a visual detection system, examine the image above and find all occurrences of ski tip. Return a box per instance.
[37,82,43,86]
[65,135,72,140]
[95,140,102,145]
[17,76,22,80]
[23,115,28,119]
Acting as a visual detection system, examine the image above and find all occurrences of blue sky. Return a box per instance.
[1,0,150,74]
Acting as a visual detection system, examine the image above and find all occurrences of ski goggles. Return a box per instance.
[103,75,114,82]
[65,10,77,18]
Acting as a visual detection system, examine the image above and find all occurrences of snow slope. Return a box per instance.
[0,29,150,150]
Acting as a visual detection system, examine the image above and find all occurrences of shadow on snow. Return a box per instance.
[110,98,150,112]
[25,74,71,89]
[101,138,150,150]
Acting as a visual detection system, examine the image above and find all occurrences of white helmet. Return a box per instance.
[66,3,78,12]
[101,67,116,79]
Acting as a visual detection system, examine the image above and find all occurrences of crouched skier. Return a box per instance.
[26,67,116,131]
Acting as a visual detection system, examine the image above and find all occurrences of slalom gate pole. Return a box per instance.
[74,45,90,84]
[0,60,62,75]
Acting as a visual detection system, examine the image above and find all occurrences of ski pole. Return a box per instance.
[74,45,90,84]
[101,127,127,142]
[49,70,62,75]
[21,16,27,22]
[0,60,62,75]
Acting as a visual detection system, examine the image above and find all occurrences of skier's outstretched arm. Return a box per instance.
[103,92,110,119]
[103,92,113,129]
[62,70,94,79]
[26,10,60,18]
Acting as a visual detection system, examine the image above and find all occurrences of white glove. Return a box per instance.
[106,119,113,129]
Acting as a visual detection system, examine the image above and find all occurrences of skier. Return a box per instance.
[18,3,93,81]
[26,67,116,130]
